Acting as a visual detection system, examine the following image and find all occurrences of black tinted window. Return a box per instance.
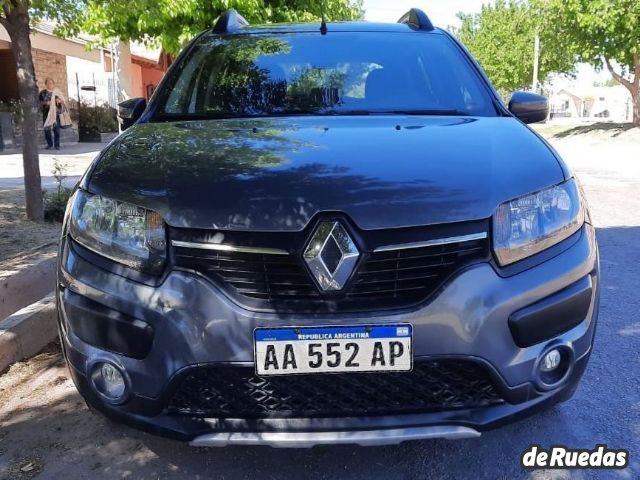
[157,32,496,117]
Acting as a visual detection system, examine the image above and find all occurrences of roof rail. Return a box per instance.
[398,8,434,31]
[213,9,249,34]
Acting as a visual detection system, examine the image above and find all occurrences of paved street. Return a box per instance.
[0,128,638,479]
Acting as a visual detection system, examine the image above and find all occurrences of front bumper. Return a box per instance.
[57,224,599,446]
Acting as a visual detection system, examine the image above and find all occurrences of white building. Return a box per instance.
[550,85,633,123]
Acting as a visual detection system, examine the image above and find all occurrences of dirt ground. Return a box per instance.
[0,341,203,480]
[0,143,102,264]
[0,344,67,480]
[0,189,60,263]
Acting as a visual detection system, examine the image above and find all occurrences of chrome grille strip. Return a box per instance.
[171,240,290,256]
[173,232,487,257]
[373,232,488,253]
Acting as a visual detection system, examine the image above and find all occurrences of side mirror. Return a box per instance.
[118,97,147,130]
[508,91,549,124]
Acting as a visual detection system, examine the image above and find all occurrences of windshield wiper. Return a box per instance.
[323,110,372,116]
[321,109,471,117]
[153,109,472,122]
[154,111,327,121]
[383,109,471,116]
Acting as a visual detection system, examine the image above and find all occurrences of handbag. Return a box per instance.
[58,105,73,129]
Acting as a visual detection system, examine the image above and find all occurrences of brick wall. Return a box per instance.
[32,48,68,99]
[30,48,78,145]
[1,47,78,147]
[0,48,69,101]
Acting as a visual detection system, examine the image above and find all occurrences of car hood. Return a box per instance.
[88,116,565,231]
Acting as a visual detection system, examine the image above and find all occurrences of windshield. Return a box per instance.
[155,31,497,118]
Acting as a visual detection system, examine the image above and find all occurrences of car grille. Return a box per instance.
[171,225,489,313]
[175,248,320,300]
[166,360,504,418]
[349,241,486,298]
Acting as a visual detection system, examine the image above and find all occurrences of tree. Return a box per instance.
[536,0,640,126]
[74,0,363,55]
[455,0,575,94]
[0,0,80,221]
[1,2,42,220]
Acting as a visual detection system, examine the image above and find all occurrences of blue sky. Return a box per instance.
[363,0,490,28]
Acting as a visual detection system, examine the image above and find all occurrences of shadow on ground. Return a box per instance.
[0,226,638,480]
[552,122,636,138]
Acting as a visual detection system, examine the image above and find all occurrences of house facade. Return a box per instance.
[0,23,170,146]
[550,85,633,123]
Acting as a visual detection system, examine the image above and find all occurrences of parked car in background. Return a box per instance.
[57,8,599,447]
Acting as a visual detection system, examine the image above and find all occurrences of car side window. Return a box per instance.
[164,47,205,113]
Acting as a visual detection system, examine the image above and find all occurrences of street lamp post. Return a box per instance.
[532,34,540,93]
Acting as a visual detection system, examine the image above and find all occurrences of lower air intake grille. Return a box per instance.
[167,360,504,418]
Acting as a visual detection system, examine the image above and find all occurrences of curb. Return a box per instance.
[0,293,57,374]
[0,245,57,321]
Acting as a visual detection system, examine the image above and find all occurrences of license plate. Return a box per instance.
[254,324,412,376]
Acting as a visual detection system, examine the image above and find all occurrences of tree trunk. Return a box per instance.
[635,56,640,127]
[2,7,44,221]
[606,57,640,127]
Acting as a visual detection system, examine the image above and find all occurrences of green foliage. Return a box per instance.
[0,0,83,33]
[535,0,639,72]
[44,187,73,222]
[455,0,575,92]
[76,102,119,133]
[44,157,72,223]
[69,0,363,55]
[534,0,639,125]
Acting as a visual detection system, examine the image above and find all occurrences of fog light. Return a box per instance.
[535,345,573,389]
[540,349,561,372]
[91,362,127,402]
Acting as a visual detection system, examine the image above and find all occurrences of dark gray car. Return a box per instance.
[56,9,599,447]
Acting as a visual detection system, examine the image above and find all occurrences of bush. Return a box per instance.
[44,187,73,223]
[44,157,73,223]
[76,102,118,138]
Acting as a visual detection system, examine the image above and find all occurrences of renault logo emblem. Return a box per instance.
[303,221,360,291]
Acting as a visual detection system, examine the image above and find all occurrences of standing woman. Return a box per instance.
[39,78,66,150]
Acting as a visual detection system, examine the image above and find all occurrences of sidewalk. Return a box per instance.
[0,143,107,190]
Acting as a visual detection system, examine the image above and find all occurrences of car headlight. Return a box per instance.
[493,178,585,266]
[68,190,166,274]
